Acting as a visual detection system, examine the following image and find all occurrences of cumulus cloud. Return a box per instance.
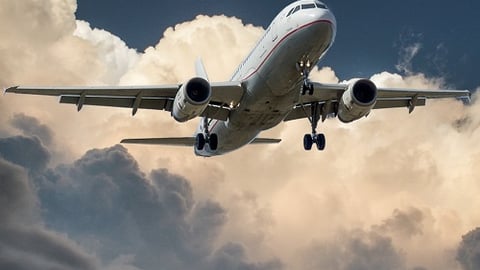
[457,228,480,270]
[10,113,54,146]
[1,0,480,270]
[302,230,405,270]
[0,158,99,270]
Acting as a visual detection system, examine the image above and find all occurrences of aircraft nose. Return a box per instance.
[310,8,337,37]
[315,8,336,27]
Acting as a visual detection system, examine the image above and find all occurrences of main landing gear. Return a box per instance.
[195,117,218,151]
[303,102,326,151]
[298,60,314,96]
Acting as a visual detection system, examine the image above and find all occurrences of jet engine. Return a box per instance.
[172,77,212,122]
[337,79,378,123]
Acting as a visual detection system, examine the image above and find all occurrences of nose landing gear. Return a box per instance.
[297,60,314,96]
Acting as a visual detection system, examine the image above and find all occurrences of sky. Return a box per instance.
[1,0,480,270]
[75,0,480,90]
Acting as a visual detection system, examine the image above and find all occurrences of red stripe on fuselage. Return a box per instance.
[241,19,333,81]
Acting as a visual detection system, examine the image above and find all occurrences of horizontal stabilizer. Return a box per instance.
[120,137,281,146]
[250,138,282,144]
[121,137,195,146]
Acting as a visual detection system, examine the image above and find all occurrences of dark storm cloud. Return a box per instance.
[303,230,405,270]
[457,228,480,270]
[0,135,50,172]
[33,144,280,270]
[0,158,99,270]
[10,113,54,145]
[210,242,283,270]
[0,159,37,224]
[375,207,425,238]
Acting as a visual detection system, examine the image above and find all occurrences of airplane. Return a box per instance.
[5,0,470,157]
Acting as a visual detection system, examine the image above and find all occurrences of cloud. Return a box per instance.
[374,207,425,238]
[33,144,280,270]
[457,228,480,270]
[10,113,54,146]
[1,0,480,270]
[74,20,140,85]
[0,116,280,270]
[0,158,99,270]
[302,230,405,270]
[395,30,423,74]
[0,136,50,172]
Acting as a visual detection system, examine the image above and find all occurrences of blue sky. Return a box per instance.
[76,0,480,90]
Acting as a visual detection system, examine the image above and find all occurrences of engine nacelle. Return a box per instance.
[172,77,212,122]
[337,79,378,123]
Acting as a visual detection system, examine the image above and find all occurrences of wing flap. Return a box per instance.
[59,96,174,111]
[374,97,426,110]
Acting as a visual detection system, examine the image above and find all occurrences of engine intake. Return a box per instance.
[172,77,212,122]
[337,79,377,123]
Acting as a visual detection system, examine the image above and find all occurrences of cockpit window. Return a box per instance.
[292,5,301,14]
[287,2,328,17]
[316,3,327,9]
[302,3,317,10]
[286,7,294,17]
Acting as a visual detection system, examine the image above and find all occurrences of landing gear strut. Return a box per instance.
[195,117,218,151]
[298,60,314,96]
[303,102,326,151]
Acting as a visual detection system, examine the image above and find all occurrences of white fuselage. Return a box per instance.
[195,1,337,156]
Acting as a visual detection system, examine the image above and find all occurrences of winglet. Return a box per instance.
[3,86,18,95]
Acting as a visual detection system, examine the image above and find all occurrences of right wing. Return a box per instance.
[5,81,244,121]
[285,82,471,122]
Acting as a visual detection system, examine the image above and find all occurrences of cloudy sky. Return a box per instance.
[1,0,480,270]
[75,0,480,90]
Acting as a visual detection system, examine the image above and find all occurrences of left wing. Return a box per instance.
[285,82,471,122]
[5,82,244,121]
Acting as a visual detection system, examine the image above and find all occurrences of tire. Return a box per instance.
[209,133,218,151]
[195,133,206,150]
[303,134,313,151]
[316,134,326,151]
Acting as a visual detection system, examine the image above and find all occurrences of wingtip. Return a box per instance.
[3,86,18,95]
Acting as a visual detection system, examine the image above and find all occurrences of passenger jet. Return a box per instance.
[5,0,470,156]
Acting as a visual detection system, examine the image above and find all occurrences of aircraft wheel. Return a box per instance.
[195,133,206,150]
[209,133,218,151]
[315,133,326,151]
[303,134,313,151]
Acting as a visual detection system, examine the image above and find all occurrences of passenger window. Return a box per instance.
[302,4,316,9]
